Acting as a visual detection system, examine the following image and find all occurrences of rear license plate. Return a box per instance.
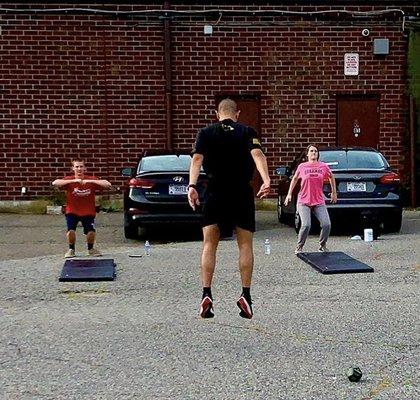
[169,184,188,195]
[347,182,366,192]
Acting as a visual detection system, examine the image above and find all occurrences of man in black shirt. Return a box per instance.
[188,98,270,319]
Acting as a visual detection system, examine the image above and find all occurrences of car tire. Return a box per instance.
[277,195,286,223]
[124,224,139,239]
[294,211,301,234]
[383,209,402,233]
[278,195,294,225]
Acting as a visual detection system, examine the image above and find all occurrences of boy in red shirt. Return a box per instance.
[52,159,112,258]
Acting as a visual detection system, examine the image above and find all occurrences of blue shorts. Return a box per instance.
[65,214,96,234]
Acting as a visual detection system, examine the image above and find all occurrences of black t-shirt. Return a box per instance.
[192,118,262,189]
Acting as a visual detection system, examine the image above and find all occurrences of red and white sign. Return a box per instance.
[344,53,359,76]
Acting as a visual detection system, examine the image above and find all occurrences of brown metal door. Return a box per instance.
[215,94,262,195]
[337,96,380,148]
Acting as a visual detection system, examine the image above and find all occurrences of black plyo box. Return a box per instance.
[297,251,374,274]
[59,259,116,282]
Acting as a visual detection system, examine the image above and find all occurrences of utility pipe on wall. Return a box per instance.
[163,0,173,151]
[410,96,417,207]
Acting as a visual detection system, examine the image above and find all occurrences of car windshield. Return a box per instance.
[139,155,192,173]
[320,150,388,170]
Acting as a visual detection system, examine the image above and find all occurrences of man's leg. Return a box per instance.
[86,231,96,246]
[67,230,76,246]
[236,227,254,319]
[83,217,101,256]
[65,230,76,258]
[199,224,220,318]
[236,227,254,287]
[201,224,220,287]
[64,214,77,258]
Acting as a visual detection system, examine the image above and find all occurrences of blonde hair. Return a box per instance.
[71,159,85,166]
[218,98,238,115]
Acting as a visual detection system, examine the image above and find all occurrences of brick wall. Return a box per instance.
[0,2,416,200]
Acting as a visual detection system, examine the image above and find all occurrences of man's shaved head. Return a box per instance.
[217,98,238,115]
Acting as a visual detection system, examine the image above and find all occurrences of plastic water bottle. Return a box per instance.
[144,240,151,256]
[264,239,271,255]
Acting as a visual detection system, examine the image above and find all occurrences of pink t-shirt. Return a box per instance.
[296,161,332,206]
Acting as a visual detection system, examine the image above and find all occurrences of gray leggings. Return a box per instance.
[297,203,331,248]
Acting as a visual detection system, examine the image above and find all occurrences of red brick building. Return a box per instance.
[0,1,418,201]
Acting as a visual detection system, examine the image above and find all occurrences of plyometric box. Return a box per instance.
[297,251,374,274]
[59,259,116,282]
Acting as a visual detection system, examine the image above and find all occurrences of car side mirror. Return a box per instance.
[122,167,135,177]
[275,166,290,176]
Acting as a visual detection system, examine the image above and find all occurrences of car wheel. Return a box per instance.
[277,195,286,223]
[124,224,139,239]
[124,213,139,239]
[294,211,301,234]
[383,209,402,233]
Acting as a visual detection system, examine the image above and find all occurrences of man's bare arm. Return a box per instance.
[189,154,203,185]
[84,179,112,189]
[188,153,204,210]
[251,148,271,198]
[52,178,80,188]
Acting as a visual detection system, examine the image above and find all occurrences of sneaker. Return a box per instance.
[64,249,75,258]
[237,295,253,319]
[318,245,329,252]
[294,246,303,255]
[199,296,214,318]
[88,248,102,257]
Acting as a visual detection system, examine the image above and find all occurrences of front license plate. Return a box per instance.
[169,184,188,195]
[347,182,367,192]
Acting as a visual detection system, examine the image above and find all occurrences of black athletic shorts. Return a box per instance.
[202,183,255,235]
[65,214,96,234]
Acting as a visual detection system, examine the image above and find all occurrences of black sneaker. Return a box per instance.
[237,296,253,319]
[199,296,214,319]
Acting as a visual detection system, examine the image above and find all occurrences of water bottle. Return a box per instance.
[264,238,271,255]
[144,240,151,256]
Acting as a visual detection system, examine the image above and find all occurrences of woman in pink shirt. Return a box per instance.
[284,145,337,254]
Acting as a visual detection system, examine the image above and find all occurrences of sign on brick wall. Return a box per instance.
[344,53,359,76]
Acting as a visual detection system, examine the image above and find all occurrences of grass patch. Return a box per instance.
[0,200,49,214]
[97,196,123,212]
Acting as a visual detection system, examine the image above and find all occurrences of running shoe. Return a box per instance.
[294,246,303,255]
[88,248,102,257]
[64,249,75,258]
[199,296,214,318]
[318,245,329,252]
[237,295,253,319]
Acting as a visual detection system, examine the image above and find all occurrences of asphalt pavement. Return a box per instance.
[0,211,419,399]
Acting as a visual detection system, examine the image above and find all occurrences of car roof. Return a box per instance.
[140,149,192,158]
[318,146,379,153]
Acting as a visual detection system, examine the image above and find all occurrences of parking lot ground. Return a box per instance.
[0,211,419,399]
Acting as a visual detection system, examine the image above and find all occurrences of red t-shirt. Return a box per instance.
[63,175,99,216]
[296,161,332,206]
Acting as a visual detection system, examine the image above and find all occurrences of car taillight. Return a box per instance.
[323,177,330,184]
[129,178,155,189]
[380,172,400,185]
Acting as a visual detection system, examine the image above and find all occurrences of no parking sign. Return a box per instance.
[344,53,359,76]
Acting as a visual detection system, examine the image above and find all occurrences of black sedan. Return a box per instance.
[276,147,402,233]
[122,151,207,239]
